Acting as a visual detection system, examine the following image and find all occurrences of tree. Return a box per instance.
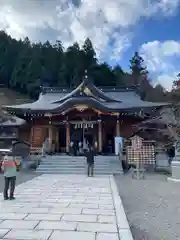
[172,73,180,90]
[82,38,97,72]
[0,30,172,102]
[129,52,148,86]
[91,63,116,86]
[10,37,32,93]
[0,31,21,87]
[112,66,125,87]
[64,42,82,87]
[134,117,175,146]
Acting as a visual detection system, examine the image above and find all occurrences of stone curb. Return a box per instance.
[110,175,134,240]
[167,177,180,182]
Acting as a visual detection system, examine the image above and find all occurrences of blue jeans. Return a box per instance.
[4,176,16,198]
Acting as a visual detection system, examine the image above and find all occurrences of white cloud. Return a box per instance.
[157,74,178,91]
[140,40,180,90]
[0,0,179,60]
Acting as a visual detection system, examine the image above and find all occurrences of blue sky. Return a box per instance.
[109,13,180,89]
[0,0,180,90]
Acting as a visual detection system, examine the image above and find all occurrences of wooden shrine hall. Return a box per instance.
[4,74,167,154]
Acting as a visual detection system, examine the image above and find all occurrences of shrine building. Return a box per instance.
[3,74,167,154]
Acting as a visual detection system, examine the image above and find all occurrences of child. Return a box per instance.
[1,155,17,200]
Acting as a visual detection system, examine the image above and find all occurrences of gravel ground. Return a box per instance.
[0,171,41,193]
[115,172,180,240]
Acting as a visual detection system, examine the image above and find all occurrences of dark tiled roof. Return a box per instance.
[4,80,168,113]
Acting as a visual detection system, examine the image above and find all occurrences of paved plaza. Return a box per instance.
[0,174,132,240]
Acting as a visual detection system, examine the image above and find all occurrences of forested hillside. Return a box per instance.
[0,30,168,101]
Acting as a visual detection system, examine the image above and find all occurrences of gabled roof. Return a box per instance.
[0,87,30,126]
[4,75,169,114]
[52,75,118,103]
[0,116,26,126]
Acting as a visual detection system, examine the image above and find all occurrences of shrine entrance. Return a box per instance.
[70,121,97,149]
[47,108,120,154]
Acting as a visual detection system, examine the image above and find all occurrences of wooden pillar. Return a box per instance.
[30,127,34,147]
[98,119,102,153]
[116,119,120,136]
[55,128,59,152]
[66,122,70,153]
[48,126,53,151]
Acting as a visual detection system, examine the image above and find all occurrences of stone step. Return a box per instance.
[37,165,121,169]
[40,163,120,166]
[46,155,117,158]
[39,166,119,170]
[37,172,121,176]
[42,159,119,162]
[43,157,119,160]
[40,166,120,169]
[37,169,121,173]
[36,155,122,175]
[36,166,122,170]
[38,163,120,167]
[38,167,121,170]
[40,160,116,163]
[36,169,122,173]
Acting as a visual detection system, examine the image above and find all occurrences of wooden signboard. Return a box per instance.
[131,135,143,150]
[131,135,144,179]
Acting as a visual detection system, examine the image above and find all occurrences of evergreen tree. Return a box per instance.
[10,37,32,93]
[129,51,148,86]
[92,63,116,86]
[65,42,82,88]
[0,30,170,102]
[112,66,125,87]
[82,38,97,72]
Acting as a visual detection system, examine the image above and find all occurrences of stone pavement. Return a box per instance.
[0,174,133,240]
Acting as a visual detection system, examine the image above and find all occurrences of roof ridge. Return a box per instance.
[41,86,70,94]
[41,86,140,94]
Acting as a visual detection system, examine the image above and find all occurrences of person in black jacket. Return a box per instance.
[85,146,95,177]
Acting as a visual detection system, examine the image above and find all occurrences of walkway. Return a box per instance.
[0,175,133,240]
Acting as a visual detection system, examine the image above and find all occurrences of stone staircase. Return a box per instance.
[36,155,123,175]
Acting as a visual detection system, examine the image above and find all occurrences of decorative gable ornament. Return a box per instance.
[75,105,88,112]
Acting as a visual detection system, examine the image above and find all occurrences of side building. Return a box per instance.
[4,75,168,154]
